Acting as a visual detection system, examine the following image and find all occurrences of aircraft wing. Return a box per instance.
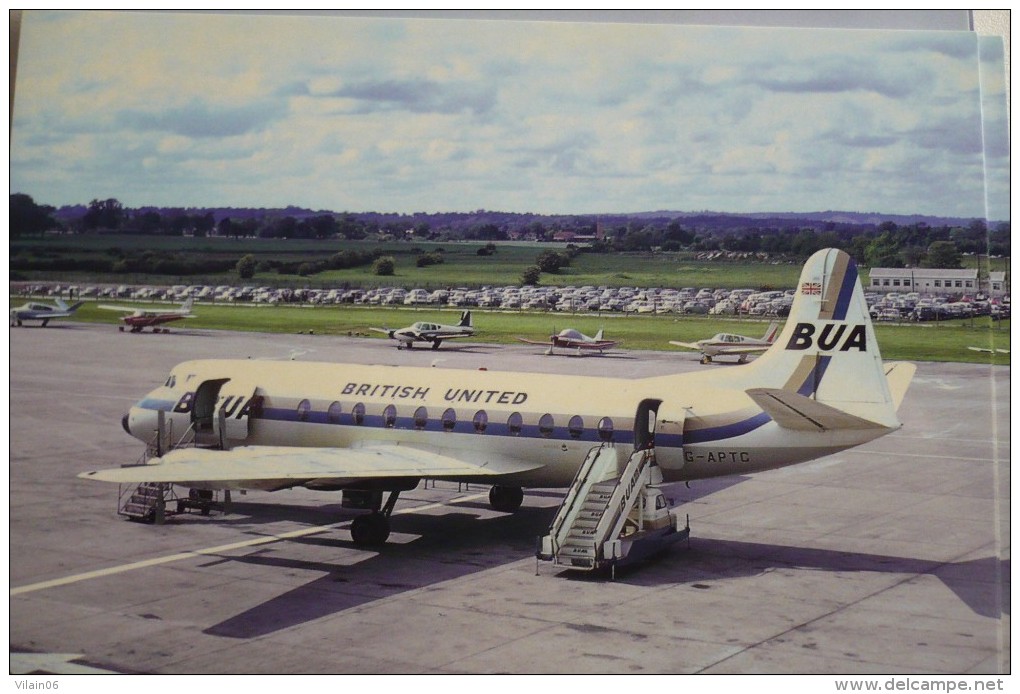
[668,341,702,350]
[718,345,770,355]
[78,444,542,487]
[98,304,144,313]
[572,340,617,350]
[516,337,553,346]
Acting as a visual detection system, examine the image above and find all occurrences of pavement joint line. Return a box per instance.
[9,492,489,597]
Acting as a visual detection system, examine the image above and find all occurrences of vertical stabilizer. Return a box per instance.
[746,249,900,427]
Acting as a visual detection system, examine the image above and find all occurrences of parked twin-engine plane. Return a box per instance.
[517,328,618,355]
[670,321,780,364]
[10,298,84,327]
[99,298,196,333]
[371,311,474,349]
[80,250,915,550]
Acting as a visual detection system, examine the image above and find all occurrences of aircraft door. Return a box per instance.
[192,379,229,435]
[213,381,260,447]
[634,399,662,450]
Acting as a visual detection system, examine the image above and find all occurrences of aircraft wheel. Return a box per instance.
[351,513,390,546]
[489,485,524,513]
[431,341,442,350]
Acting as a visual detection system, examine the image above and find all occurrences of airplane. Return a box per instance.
[9,298,84,327]
[669,321,780,364]
[99,298,196,333]
[370,311,474,349]
[517,328,618,355]
[80,249,915,550]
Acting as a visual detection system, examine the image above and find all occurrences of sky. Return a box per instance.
[9,11,1010,220]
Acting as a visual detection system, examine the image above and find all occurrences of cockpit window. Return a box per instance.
[165,374,177,388]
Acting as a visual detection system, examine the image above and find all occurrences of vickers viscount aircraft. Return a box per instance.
[670,321,780,364]
[80,249,915,548]
[99,298,196,333]
[370,311,474,349]
[517,328,618,355]
[9,298,84,326]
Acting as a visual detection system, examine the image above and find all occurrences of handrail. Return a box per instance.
[593,449,652,556]
[545,443,611,556]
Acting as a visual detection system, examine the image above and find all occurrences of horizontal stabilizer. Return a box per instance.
[883,362,917,411]
[78,444,541,487]
[746,388,886,432]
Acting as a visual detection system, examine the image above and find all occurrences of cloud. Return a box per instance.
[329,78,497,116]
[116,99,289,138]
[9,12,1004,219]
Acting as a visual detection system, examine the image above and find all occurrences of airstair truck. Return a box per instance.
[537,444,689,576]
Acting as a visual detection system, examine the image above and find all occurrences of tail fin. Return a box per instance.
[594,328,605,341]
[459,311,472,328]
[67,301,84,313]
[762,321,780,343]
[746,248,908,428]
[181,297,194,312]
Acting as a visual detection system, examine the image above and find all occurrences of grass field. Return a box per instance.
[21,298,1009,366]
[12,235,1009,290]
[13,236,806,289]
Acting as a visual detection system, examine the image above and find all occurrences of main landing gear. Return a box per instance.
[348,485,526,546]
[350,490,401,546]
[489,485,524,513]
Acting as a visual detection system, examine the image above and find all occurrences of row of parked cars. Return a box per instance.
[867,291,1010,321]
[16,282,1008,321]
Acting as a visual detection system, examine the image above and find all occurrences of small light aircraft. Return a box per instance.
[99,297,196,333]
[9,298,84,327]
[517,328,618,355]
[670,322,780,364]
[371,311,474,349]
[81,249,915,551]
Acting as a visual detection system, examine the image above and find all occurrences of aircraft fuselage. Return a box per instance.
[125,357,892,491]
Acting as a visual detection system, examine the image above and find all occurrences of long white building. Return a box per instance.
[867,267,1008,297]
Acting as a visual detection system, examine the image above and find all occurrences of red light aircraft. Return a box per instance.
[99,298,196,333]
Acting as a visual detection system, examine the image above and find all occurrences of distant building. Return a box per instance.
[868,267,979,295]
[989,271,1009,296]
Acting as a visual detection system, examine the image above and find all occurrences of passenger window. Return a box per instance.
[568,415,584,439]
[353,403,366,425]
[384,404,397,428]
[508,412,523,436]
[473,410,488,433]
[597,416,614,442]
[414,406,428,430]
[442,408,457,432]
[297,399,311,422]
[327,401,342,424]
[539,413,554,438]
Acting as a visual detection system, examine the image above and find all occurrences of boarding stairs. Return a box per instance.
[537,444,662,571]
[116,411,229,523]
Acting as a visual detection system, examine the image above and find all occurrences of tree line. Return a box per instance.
[10,193,1009,270]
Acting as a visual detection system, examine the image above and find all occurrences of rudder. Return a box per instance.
[748,248,899,427]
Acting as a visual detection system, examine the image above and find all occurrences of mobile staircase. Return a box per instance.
[117,410,231,523]
[537,443,688,576]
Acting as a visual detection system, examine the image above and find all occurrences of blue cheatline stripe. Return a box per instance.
[796,355,832,397]
[139,398,178,412]
[683,411,771,445]
[833,258,859,321]
[258,406,680,447]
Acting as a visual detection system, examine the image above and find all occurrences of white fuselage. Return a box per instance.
[126,357,893,491]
